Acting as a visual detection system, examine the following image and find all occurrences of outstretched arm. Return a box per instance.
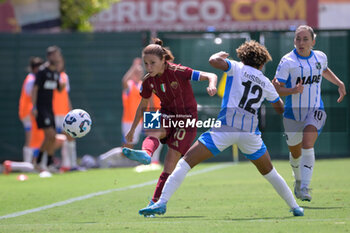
[209,51,229,71]
[322,68,347,103]
[122,58,143,89]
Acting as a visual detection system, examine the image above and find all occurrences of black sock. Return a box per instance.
[37,151,44,164]
[47,155,54,166]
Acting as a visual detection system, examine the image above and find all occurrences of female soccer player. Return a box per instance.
[18,57,43,163]
[272,25,346,201]
[123,38,217,208]
[139,40,304,217]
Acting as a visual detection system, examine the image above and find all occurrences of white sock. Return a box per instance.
[289,152,301,181]
[68,141,77,167]
[158,158,191,204]
[263,167,299,209]
[99,147,122,161]
[61,141,71,168]
[152,144,162,163]
[300,148,315,189]
[23,146,33,163]
[11,161,34,172]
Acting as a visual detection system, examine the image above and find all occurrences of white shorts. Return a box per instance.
[55,115,65,133]
[122,122,142,145]
[198,125,266,160]
[21,116,32,131]
[283,109,327,146]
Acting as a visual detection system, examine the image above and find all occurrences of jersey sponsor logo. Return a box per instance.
[295,75,321,85]
[170,81,178,89]
[43,80,58,89]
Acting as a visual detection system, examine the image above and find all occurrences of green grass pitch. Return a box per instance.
[0,159,349,233]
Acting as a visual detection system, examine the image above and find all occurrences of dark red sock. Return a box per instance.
[152,172,170,203]
[142,136,159,156]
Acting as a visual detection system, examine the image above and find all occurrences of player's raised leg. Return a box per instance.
[123,128,165,165]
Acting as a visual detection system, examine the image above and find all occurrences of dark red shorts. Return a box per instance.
[160,113,197,155]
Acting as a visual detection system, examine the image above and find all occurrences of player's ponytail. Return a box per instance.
[143,38,175,62]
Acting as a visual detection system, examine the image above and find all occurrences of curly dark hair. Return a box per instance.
[236,40,272,69]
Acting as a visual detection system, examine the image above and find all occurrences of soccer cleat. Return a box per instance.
[300,187,312,202]
[122,148,151,165]
[294,180,301,199]
[143,200,155,218]
[291,207,304,216]
[139,202,167,216]
[3,160,12,174]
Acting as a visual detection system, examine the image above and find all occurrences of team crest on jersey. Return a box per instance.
[315,62,321,70]
[160,83,166,92]
[170,81,178,89]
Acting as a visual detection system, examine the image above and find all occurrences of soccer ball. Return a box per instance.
[63,109,92,138]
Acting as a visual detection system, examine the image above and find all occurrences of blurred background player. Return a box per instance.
[273,25,347,201]
[31,46,65,173]
[53,54,77,172]
[18,57,44,163]
[123,38,217,210]
[122,58,143,149]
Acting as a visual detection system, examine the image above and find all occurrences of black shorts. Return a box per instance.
[36,107,56,129]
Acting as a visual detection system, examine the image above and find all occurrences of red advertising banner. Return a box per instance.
[91,0,318,32]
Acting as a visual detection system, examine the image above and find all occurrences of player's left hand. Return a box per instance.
[207,85,217,96]
[337,82,346,103]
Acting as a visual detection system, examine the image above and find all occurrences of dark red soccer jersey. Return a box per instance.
[140,62,198,116]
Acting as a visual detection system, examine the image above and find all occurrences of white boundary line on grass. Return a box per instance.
[0,163,233,220]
